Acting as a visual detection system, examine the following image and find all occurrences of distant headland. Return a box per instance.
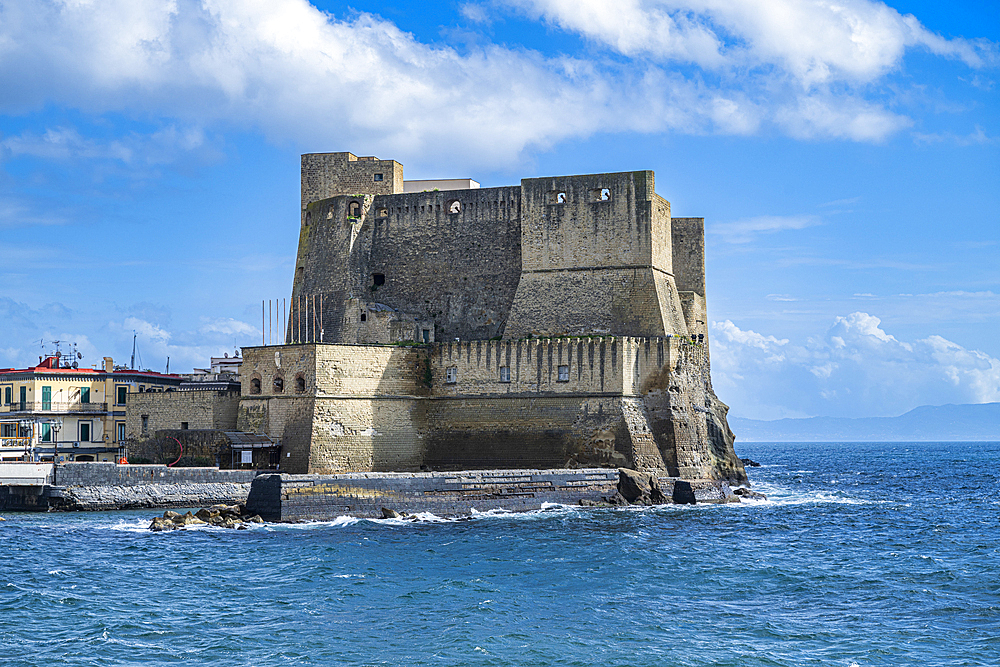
[731,402,1000,442]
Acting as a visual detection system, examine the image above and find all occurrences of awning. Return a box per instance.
[223,432,280,449]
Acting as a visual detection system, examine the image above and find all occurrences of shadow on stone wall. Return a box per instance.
[128,430,232,468]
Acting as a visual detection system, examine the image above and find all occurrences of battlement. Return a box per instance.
[291,152,707,353]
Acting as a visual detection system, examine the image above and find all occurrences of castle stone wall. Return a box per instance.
[670,217,706,297]
[301,152,402,207]
[291,186,523,344]
[505,171,688,338]
[126,389,240,438]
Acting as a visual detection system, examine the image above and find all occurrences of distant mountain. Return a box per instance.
[730,403,1000,442]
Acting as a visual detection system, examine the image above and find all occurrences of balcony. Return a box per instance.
[1,401,109,414]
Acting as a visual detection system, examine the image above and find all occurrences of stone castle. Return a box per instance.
[236,152,746,484]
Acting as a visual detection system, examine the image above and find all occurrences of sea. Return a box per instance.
[1,441,998,667]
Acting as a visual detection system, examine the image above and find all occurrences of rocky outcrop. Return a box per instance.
[732,487,767,501]
[149,504,264,531]
[617,468,667,505]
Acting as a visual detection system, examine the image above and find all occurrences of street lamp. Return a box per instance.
[17,419,32,461]
[49,420,61,486]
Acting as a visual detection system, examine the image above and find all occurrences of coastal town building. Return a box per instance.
[0,353,181,462]
[235,151,745,483]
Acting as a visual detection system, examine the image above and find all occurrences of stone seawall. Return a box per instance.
[246,469,735,521]
[55,462,259,487]
[48,482,252,511]
[0,463,259,512]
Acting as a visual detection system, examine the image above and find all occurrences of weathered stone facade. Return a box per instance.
[126,388,240,438]
[240,151,745,484]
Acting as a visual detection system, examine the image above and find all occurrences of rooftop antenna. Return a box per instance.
[165,356,170,374]
[130,331,137,370]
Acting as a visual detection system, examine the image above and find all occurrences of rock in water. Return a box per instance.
[733,487,767,500]
[617,468,668,505]
[671,480,696,505]
[740,458,762,468]
[381,507,401,519]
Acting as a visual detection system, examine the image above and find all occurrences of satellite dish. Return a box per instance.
[77,352,83,359]
[72,361,79,369]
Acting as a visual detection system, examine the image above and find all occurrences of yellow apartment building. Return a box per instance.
[0,355,181,462]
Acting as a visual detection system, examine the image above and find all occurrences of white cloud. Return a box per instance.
[0,0,992,170]
[501,0,995,84]
[114,316,259,372]
[710,214,820,243]
[712,312,1000,420]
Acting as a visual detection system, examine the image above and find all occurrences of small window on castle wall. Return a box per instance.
[273,376,284,393]
[556,192,566,204]
[557,365,569,382]
[295,376,306,393]
[361,312,367,322]
[448,200,461,214]
[446,367,457,384]
[600,188,611,201]
[373,273,385,287]
[373,173,383,181]
[250,378,261,395]
[348,201,361,217]
[499,366,510,383]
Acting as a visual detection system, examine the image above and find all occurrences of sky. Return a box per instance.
[0,0,997,420]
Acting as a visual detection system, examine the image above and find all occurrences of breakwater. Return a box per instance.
[245,469,736,521]
[0,463,257,512]
[0,462,735,515]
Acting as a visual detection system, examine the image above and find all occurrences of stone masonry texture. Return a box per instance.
[233,151,746,487]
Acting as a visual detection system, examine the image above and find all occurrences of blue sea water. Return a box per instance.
[1,441,998,667]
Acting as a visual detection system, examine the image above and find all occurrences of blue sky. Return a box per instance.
[0,0,997,420]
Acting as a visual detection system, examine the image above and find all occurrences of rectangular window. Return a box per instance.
[373,173,384,181]
[4,386,10,404]
[41,386,51,410]
[557,365,570,382]
[499,366,511,383]
[422,329,430,343]
[116,385,128,405]
[446,367,457,384]
[116,422,126,442]
[141,415,149,435]
[181,422,189,430]
[79,422,91,442]
[41,422,51,442]
[80,387,90,404]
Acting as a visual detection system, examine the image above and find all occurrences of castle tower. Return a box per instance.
[504,171,690,339]
[671,217,709,354]
[300,152,403,209]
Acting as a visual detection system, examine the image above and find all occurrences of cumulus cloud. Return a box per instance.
[0,0,992,169]
[712,312,1000,420]
[112,316,259,372]
[501,0,995,83]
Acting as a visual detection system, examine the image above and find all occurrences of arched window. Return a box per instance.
[250,378,261,395]
[273,376,284,393]
[295,376,306,393]
[348,201,361,217]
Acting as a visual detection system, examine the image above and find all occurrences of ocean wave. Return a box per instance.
[742,480,870,506]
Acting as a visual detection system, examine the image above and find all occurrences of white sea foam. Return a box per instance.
[741,480,869,506]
